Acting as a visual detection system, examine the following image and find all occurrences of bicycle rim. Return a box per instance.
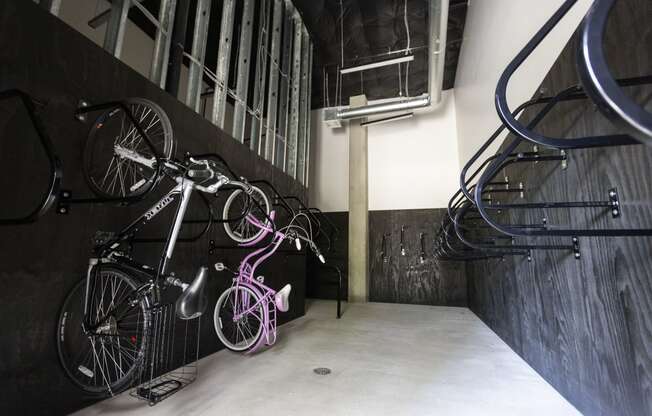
[214,285,265,352]
[56,267,150,394]
[83,98,174,199]
[222,185,271,244]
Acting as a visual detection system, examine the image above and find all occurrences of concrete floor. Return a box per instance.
[74,301,580,416]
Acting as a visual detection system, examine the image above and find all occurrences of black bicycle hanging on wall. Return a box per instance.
[56,99,272,401]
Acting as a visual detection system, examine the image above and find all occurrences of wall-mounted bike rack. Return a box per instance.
[380,233,392,263]
[0,89,63,226]
[578,0,652,145]
[419,232,426,264]
[400,225,408,256]
[314,264,345,319]
[306,207,340,253]
[435,0,652,262]
[57,99,166,214]
[487,0,652,237]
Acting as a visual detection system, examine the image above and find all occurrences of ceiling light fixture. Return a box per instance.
[340,55,415,75]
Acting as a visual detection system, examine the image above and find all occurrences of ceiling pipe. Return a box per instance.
[324,0,449,124]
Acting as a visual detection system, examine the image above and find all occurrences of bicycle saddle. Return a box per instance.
[274,284,292,312]
[176,266,208,320]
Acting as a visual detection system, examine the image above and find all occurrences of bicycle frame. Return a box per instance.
[228,214,288,353]
[83,172,228,332]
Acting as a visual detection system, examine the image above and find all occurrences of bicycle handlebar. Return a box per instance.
[241,211,327,263]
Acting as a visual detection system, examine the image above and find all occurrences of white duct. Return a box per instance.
[324,0,449,124]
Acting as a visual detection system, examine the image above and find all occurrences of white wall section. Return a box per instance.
[453,0,593,169]
[309,108,350,212]
[368,90,460,211]
[58,0,197,103]
[309,90,460,212]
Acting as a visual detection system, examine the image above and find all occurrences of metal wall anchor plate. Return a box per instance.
[56,189,72,214]
[608,188,620,218]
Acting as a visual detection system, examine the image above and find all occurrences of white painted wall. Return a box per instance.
[309,108,350,212]
[309,90,460,211]
[454,0,593,169]
[368,91,460,211]
[58,0,154,79]
[57,0,202,109]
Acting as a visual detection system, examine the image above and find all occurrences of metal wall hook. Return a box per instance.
[400,225,407,256]
[419,232,426,264]
[381,233,391,263]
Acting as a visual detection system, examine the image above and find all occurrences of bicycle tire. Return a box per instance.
[222,185,271,244]
[56,266,151,394]
[83,98,174,200]
[214,285,265,352]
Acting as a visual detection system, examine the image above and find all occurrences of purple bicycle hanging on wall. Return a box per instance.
[213,211,325,353]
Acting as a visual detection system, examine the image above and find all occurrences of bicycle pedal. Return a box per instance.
[214,262,225,272]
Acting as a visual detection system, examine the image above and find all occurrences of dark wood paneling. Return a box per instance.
[467,1,652,415]
[0,2,307,414]
[369,209,466,306]
[306,209,466,307]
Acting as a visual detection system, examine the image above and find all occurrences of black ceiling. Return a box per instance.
[126,0,467,109]
[293,0,468,107]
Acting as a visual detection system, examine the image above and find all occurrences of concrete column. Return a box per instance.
[348,95,368,302]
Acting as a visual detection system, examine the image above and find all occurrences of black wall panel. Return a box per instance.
[306,209,467,307]
[369,209,466,306]
[0,1,307,414]
[466,1,652,415]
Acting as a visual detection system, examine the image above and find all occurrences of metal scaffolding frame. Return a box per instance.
[36,0,62,15]
[43,0,313,187]
[263,0,285,163]
[303,44,314,186]
[250,0,272,154]
[286,11,303,178]
[212,0,236,129]
[185,0,212,112]
[296,26,310,184]
[232,0,255,143]
[103,0,130,58]
[149,0,177,89]
[276,1,294,170]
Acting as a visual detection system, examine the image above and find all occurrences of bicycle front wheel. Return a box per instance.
[214,285,265,352]
[222,185,271,244]
[83,98,174,199]
[56,267,150,394]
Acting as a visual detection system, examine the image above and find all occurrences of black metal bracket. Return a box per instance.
[59,99,166,213]
[609,188,620,218]
[0,89,63,226]
[573,237,581,260]
[419,232,426,264]
[75,99,91,122]
[381,233,392,263]
[400,225,407,256]
[56,189,72,214]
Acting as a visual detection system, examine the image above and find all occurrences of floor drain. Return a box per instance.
[313,367,331,375]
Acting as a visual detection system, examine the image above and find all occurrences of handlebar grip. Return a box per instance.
[187,169,213,179]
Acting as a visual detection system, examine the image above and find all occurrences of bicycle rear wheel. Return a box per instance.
[222,185,271,244]
[57,267,150,394]
[214,285,265,352]
[83,98,174,199]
